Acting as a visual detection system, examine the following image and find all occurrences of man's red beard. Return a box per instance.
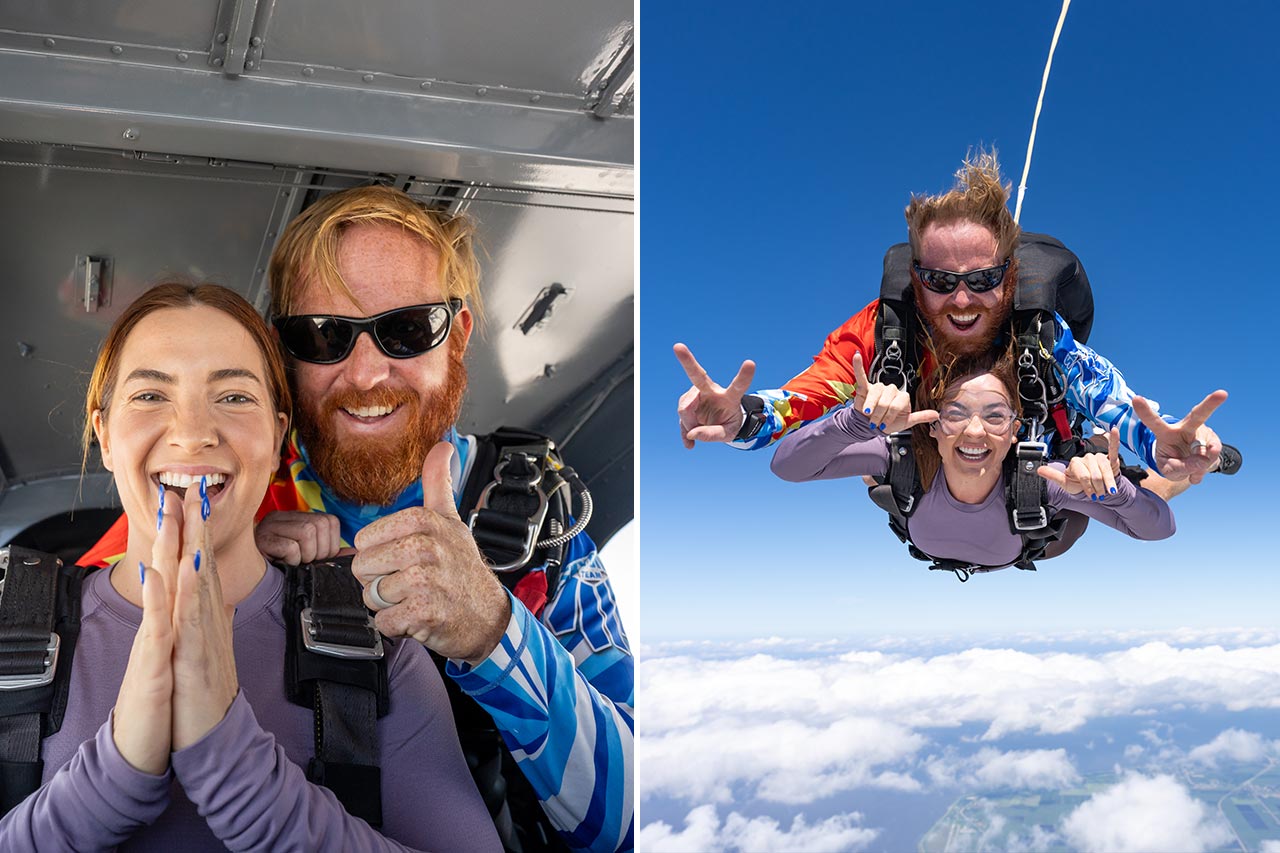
[294,335,468,506]
[913,266,1018,359]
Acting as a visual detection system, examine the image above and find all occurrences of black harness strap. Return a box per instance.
[284,557,388,827]
[0,548,84,814]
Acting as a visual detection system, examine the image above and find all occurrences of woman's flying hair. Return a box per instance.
[904,148,1021,263]
[910,341,1021,491]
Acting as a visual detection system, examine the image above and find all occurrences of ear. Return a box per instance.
[453,305,474,353]
[92,409,113,471]
[274,412,289,459]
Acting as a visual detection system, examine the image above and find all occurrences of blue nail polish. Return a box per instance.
[1110,487,1117,494]
[864,408,871,415]
[139,561,146,585]
[158,483,165,512]
[194,550,201,572]
[156,507,164,531]
[200,475,210,521]
[880,423,887,431]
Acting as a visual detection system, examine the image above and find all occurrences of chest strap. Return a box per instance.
[284,557,388,828]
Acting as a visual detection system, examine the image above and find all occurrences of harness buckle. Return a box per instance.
[300,608,384,660]
[0,633,60,690]
[468,450,552,573]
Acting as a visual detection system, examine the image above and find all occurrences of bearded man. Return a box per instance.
[258,186,632,852]
[676,151,1237,488]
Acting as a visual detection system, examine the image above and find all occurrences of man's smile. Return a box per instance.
[947,312,981,332]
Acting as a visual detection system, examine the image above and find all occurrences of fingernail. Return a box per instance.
[194,550,201,572]
[139,561,146,585]
[200,475,210,521]
[865,408,871,414]
[158,483,165,512]
[157,507,164,531]
[1110,487,1117,494]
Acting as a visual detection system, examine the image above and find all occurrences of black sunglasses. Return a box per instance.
[912,260,1010,294]
[273,300,462,364]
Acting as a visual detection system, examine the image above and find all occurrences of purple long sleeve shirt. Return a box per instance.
[0,565,502,851]
[771,405,1175,567]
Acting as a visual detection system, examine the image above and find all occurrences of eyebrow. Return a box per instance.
[122,368,264,385]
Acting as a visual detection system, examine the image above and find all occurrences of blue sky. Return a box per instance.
[639,1,1277,638]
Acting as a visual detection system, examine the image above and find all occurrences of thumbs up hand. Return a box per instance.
[351,442,511,665]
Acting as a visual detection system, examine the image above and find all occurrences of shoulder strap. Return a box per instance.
[283,557,388,827]
[0,547,85,814]
[1003,450,1069,570]
[871,243,921,394]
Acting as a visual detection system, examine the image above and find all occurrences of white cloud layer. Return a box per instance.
[641,639,1280,807]
[637,805,879,853]
[1187,727,1276,766]
[1059,773,1233,852]
[924,747,1080,791]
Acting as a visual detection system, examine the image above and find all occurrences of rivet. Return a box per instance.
[122,127,139,140]
[543,364,557,378]
[250,36,263,47]
[23,557,40,566]
[302,66,315,77]
[176,51,189,62]
[43,38,55,48]
[110,45,123,55]
[476,87,488,96]
[530,94,542,103]
[419,80,432,89]
[216,33,228,44]
[1024,461,1035,471]
[362,73,375,83]
[898,447,908,457]
[212,56,224,67]
[17,341,33,358]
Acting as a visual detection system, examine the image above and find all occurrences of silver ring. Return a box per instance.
[367,573,395,610]
[1189,440,1204,452]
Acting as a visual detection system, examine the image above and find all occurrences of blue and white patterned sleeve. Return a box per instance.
[446,530,634,853]
[1053,314,1174,472]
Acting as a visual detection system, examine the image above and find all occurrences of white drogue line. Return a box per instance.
[1014,0,1073,225]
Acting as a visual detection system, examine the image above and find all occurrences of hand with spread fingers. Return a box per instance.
[850,351,939,433]
[168,481,239,751]
[1038,427,1122,499]
[1132,390,1227,483]
[352,442,511,666]
[254,510,344,566]
[674,342,756,447]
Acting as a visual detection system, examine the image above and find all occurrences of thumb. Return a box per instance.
[421,441,459,517]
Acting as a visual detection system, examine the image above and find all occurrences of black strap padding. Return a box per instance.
[1014,233,1094,345]
[0,549,86,817]
[307,680,382,827]
[0,759,43,814]
[735,395,767,442]
[283,559,389,717]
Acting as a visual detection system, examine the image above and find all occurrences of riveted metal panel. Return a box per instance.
[264,0,631,99]
[0,141,284,481]
[0,2,217,50]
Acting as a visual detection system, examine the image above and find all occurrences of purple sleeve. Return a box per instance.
[172,642,501,852]
[771,404,890,482]
[0,711,170,848]
[1048,469,1176,540]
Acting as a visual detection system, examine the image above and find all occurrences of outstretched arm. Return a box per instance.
[1053,317,1225,479]
[1038,428,1175,541]
[732,300,882,450]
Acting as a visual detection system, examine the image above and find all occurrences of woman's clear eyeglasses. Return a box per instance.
[935,406,1018,436]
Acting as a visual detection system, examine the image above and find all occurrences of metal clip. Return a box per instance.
[300,608,384,660]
